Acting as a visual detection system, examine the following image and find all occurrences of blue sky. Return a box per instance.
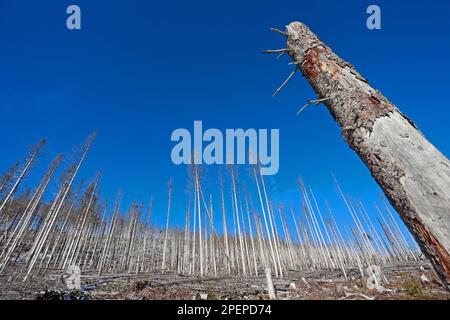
[0,0,449,235]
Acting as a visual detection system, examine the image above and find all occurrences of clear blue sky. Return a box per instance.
[1,1,449,233]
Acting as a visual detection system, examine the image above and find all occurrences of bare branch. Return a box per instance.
[262,49,288,54]
[276,52,285,59]
[270,27,287,36]
[296,97,330,116]
[272,68,297,97]
[340,292,375,300]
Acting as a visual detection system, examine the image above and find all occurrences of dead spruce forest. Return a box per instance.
[1,21,450,300]
[0,132,447,300]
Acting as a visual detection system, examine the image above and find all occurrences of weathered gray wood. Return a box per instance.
[283,21,450,289]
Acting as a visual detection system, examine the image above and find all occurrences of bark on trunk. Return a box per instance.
[284,21,450,289]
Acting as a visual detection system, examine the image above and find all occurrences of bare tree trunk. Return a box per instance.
[0,140,45,215]
[161,178,173,273]
[280,21,450,289]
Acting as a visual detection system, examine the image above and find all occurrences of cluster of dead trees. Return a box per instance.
[0,21,447,296]
[0,134,421,285]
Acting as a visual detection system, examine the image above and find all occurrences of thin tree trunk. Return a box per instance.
[281,21,450,288]
[161,178,173,273]
[0,140,45,215]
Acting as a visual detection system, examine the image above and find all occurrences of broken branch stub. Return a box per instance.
[283,21,450,289]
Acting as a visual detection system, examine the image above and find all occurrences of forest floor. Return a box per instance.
[1,261,449,300]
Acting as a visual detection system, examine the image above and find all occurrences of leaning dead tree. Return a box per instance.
[268,22,450,289]
[0,139,46,216]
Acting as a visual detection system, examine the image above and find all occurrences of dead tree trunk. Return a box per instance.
[281,21,450,289]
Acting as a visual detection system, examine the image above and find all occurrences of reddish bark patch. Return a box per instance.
[413,219,450,286]
[354,92,394,130]
[302,47,324,80]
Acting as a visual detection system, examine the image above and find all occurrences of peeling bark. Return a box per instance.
[284,21,450,289]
